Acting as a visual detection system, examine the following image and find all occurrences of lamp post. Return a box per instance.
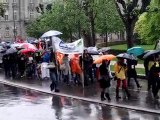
[12,3,16,41]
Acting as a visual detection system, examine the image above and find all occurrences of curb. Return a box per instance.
[0,80,159,115]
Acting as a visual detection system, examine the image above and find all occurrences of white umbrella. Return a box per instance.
[98,47,111,52]
[41,30,62,38]
[10,43,23,48]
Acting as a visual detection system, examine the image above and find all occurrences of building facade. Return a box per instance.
[0,0,46,42]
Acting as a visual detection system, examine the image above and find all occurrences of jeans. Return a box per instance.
[50,71,58,89]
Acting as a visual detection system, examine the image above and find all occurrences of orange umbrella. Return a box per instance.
[94,54,116,64]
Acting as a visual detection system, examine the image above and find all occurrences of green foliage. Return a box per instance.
[95,0,124,34]
[0,3,5,17]
[135,0,160,44]
[26,0,124,41]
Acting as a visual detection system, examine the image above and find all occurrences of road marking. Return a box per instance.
[0,80,159,114]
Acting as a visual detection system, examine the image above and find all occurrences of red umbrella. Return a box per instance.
[20,49,35,54]
[21,43,37,50]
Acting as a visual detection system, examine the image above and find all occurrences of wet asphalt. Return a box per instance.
[0,83,160,120]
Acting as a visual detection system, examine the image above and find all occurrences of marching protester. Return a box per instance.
[9,53,17,79]
[62,54,71,85]
[127,59,142,89]
[47,60,59,92]
[149,57,160,99]
[114,58,130,100]
[70,54,82,85]
[2,54,10,77]
[26,53,34,78]
[82,50,93,86]
[17,54,26,77]
[99,60,111,101]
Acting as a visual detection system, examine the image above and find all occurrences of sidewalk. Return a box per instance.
[0,75,159,114]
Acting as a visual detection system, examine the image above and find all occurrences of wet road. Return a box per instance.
[0,83,160,120]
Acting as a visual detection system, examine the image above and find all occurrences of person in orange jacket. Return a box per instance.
[70,54,82,85]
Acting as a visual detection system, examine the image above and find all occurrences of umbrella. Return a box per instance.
[127,47,144,57]
[87,47,99,55]
[137,50,153,59]
[20,49,35,54]
[117,53,136,60]
[94,54,116,64]
[10,43,23,48]
[21,43,38,51]
[41,30,62,38]
[98,47,111,52]
[143,50,160,59]
[5,47,17,55]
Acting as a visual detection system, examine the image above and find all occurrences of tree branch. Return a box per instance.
[114,0,126,24]
[140,0,151,13]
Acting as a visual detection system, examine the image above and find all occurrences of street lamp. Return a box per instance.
[12,3,16,41]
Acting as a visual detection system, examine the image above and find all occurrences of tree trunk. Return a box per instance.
[120,31,125,41]
[70,30,73,42]
[105,32,108,46]
[90,16,96,46]
[82,30,92,47]
[125,21,135,48]
[78,21,81,39]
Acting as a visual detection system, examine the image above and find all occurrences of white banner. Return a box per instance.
[52,37,84,54]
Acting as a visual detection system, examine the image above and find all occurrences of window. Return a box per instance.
[3,0,9,3]
[13,0,16,3]
[5,25,10,38]
[4,15,8,21]
[29,12,34,19]
[13,11,17,20]
[29,0,33,3]
[13,26,17,36]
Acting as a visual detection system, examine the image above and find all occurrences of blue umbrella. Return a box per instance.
[127,47,144,57]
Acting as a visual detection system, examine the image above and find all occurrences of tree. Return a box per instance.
[26,0,123,46]
[135,0,160,44]
[96,0,124,45]
[0,3,5,17]
[115,0,151,48]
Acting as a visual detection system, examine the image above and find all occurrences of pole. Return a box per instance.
[81,54,85,89]
[12,3,16,42]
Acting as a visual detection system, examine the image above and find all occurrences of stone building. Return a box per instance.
[0,0,47,42]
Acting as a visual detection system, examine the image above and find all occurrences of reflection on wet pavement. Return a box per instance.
[0,74,160,113]
[0,83,160,120]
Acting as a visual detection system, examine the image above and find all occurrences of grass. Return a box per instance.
[109,44,155,64]
[107,43,154,75]
[110,65,145,75]
[109,44,155,51]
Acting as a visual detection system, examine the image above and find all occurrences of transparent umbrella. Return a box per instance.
[41,30,62,38]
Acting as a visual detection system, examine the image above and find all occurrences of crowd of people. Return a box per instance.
[0,42,160,102]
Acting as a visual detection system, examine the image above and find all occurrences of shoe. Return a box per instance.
[55,89,60,92]
[116,96,121,100]
[154,96,159,99]
[101,97,106,101]
[138,86,142,90]
[20,75,24,78]
[105,93,111,101]
[50,84,55,91]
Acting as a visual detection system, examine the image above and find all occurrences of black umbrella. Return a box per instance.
[137,50,153,59]
[143,50,160,59]
[117,53,137,60]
